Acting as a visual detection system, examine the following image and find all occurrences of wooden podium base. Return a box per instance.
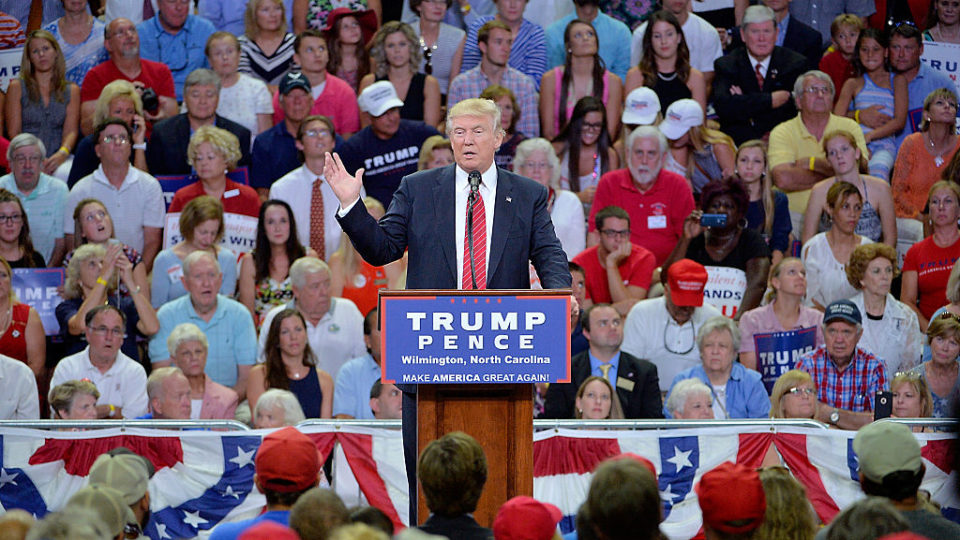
[417,383,534,527]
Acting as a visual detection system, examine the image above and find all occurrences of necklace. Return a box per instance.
[926,131,954,167]
[658,71,678,81]
[289,366,307,380]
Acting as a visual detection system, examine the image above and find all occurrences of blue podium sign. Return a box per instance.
[380,292,571,384]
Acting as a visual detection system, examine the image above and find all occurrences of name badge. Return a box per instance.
[167,265,184,284]
[647,215,667,229]
[616,377,635,392]
[224,189,240,199]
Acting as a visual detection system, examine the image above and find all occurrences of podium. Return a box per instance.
[379,289,571,527]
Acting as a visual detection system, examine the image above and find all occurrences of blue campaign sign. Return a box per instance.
[12,268,66,336]
[381,293,571,384]
[755,326,818,393]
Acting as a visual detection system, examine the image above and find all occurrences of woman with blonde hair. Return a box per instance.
[4,29,80,179]
[802,129,896,247]
[359,21,441,128]
[737,140,791,267]
[68,80,147,185]
[417,135,453,171]
[56,243,157,364]
[658,98,735,197]
[890,372,934,425]
[755,466,818,540]
[329,197,403,316]
[481,85,525,171]
[0,256,44,376]
[168,126,261,218]
[770,370,818,419]
[847,243,922,374]
[574,376,624,419]
[238,0,297,87]
[910,313,960,417]
[150,196,239,308]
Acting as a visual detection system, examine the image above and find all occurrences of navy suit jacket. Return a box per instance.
[542,350,663,419]
[713,46,808,145]
[145,114,251,176]
[336,165,571,291]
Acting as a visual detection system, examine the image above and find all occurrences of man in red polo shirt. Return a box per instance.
[588,126,694,266]
[573,205,656,316]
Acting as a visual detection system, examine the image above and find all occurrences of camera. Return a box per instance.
[141,87,159,115]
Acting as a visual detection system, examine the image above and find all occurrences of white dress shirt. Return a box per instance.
[50,348,148,419]
[0,354,39,419]
[454,163,496,288]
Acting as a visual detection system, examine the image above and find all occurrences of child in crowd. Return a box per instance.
[819,14,864,106]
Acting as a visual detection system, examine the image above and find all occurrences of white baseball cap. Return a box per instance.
[659,99,704,140]
[358,81,404,117]
[622,87,661,125]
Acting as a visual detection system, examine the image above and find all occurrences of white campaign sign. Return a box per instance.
[702,265,747,319]
[921,42,960,97]
[0,48,23,92]
[163,212,258,253]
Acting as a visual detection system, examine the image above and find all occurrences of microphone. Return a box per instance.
[468,170,482,194]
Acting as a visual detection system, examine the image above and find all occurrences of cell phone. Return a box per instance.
[874,391,893,420]
[700,214,728,228]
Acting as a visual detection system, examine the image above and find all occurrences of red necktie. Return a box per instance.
[462,190,487,289]
[755,63,765,90]
[310,178,325,259]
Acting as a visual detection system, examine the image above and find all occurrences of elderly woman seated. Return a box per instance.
[574,376,625,420]
[49,380,99,420]
[664,316,770,418]
[665,379,713,419]
[253,388,306,429]
[167,323,239,420]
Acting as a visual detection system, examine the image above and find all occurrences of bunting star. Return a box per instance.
[155,523,171,539]
[0,469,19,488]
[659,483,681,503]
[183,510,208,529]
[222,485,240,500]
[229,446,256,469]
[665,446,693,473]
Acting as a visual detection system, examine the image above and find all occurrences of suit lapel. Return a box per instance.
[737,49,762,92]
[434,167,458,284]
[489,168,515,286]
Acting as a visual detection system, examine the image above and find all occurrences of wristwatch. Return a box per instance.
[829,408,840,425]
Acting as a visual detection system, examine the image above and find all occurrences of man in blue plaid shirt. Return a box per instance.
[795,299,888,430]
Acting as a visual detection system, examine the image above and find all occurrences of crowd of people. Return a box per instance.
[1,0,960,538]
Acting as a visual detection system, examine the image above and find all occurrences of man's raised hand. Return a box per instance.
[324,152,364,208]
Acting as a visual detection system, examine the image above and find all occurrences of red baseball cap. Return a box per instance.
[667,259,709,307]
[696,462,766,534]
[255,427,320,493]
[238,521,300,540]
[493,496,563,540]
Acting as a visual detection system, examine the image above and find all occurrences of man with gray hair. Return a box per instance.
[587,126,694,266]
[150,250,256,399]
[145,366,191,420]
[258,256,364,379]
[768,69,869,235]
[0,133,69,265]
[713,5,808,145]
[795,299,886,430]
[147,68,251,175]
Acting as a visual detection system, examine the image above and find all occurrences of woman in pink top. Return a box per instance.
[539,19,621,141]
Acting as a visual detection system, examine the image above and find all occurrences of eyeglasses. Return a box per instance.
[785,387,816,396]
[599,229,630,239]
[937,312,960,322]
[12,155,42,166]
[582,121,603,132]
[101,135,129,145]
[893,20,918,29]
[0,214,23,224]
[804,86,832,95]
[521,161,551,171]
[304,128,332,139]
[894,371,923,380]
[91,326,125,338]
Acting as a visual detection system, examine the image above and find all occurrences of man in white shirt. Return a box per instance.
[258,257,365,379]
[65,119,165,272]
[621,259,722,392]
[51,305,148,419]
[631,0,723,87]
[270,115,363,259]
[0,353,39,419]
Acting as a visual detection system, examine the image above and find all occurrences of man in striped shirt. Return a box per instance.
[460,0,547,90]
[0,10,24,49]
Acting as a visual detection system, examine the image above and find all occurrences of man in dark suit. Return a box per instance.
[713,5,808,145]
[543,304,662,419]
[722,0,823,71]
[145,68,251,176]
[324,97,573,521]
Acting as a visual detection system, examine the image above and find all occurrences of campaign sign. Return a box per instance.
[156,168,250,210]
[163,212,258,253]
[380,293,571,384]
[12,268,65,336]
[702,266,747,319]
[0,48,22,92]
[755,326,818,393]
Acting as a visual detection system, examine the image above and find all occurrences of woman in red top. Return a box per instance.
[329,196,403,315]
[168,125,261,218]
[0,256,45,376]
[903,181,960,331]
